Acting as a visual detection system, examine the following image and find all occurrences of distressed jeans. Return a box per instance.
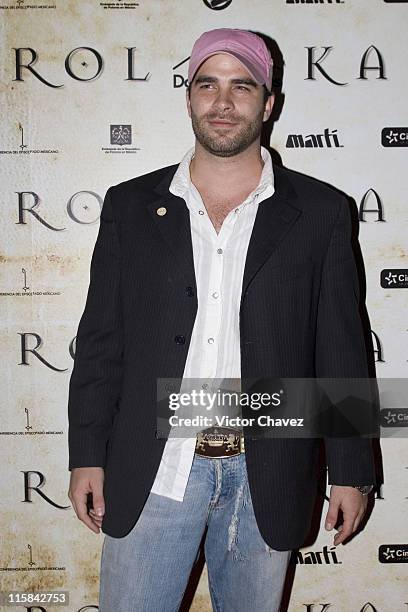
[99,452,292,612]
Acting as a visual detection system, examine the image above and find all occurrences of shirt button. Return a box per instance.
[207,337,215,344]
[174,335,185,345]
[217,248,223,254]
[198,210,204,215]
[186,286,194,297]
[212,292,219,299]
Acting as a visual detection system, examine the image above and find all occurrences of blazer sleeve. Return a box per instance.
[315,196,376,486]
[68,186,123,470]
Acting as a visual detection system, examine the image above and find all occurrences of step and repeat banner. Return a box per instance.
[1,1,407,611]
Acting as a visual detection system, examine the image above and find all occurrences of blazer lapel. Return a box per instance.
[240,173,302,307]
[147,169,197,295]
[146,163,302,306]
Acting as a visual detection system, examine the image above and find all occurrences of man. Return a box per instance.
[68,28,375,612]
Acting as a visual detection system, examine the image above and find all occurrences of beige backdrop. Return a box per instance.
[1,1,407,611]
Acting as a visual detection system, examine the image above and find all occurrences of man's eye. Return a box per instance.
[236,85,250,91]
[200,84,214,89]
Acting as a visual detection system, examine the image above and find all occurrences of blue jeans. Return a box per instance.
[99,453,291,612]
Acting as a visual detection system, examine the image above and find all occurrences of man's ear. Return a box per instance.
[186,87,192,119]
[263,93,275,123]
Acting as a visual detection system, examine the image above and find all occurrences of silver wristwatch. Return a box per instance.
[353,485,374,495]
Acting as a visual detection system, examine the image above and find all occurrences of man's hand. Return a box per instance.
[68,467,105,534]
[324,485,368,545]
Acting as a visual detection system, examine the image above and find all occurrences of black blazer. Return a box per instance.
[68,161,376,551]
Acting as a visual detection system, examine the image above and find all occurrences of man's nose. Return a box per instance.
[213,88,234,112]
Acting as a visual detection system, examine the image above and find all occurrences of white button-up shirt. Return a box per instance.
[150,145,275,501]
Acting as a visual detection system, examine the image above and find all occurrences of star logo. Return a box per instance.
[385,130,399,145]
[383,547,395,560]
[384,410,397,424]
[384,272,397,285]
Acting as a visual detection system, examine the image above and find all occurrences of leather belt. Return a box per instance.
[195,426,245,458]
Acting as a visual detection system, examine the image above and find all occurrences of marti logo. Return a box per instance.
[379,544,408,563]
[381,128,408,147]
[380,269,408,289]
[305,45,386,85]
[294,545,341,564]
[202,0,232,9]
[286,128,343,148]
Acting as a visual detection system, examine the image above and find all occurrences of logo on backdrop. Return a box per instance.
[173,57,190,89]
[300,604,396,611]
[0,123,59,156]
[98,0,139,8]
[17,331,74,371]
[381,128,408,147]
[358,189,386,222]
[102,124,140,154]
[371,330,385,363]
[287,0,344,3]
[305,46,386,85]
[286,128,343,148]
[293,545,342,564]
[0,543,65,572]
[0,268,62,298]
[110,124,132,145]
[0,0,56,9]
[381,409,408,427]
[12,47,150,88]
[0,406,65,437]
[13,190,103,229]
[379,545,408,563]
[380,270,408,288]
[202,0,232,9]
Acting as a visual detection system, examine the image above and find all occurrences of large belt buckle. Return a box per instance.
[195,426,245,458]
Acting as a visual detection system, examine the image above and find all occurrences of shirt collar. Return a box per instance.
[169,145,275,202]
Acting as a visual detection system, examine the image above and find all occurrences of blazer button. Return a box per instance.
[185,286,194,297]
[174,335,185,345]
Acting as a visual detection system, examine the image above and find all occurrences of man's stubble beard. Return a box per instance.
[190,105,264,158]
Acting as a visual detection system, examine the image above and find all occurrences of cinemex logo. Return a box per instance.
[286,128,343,148]
[379,544,408,563]
[380,269,408,288]
[202,0,232,9]
[382,127,408,147]
[381,409,408,427]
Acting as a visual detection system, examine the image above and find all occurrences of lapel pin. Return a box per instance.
[156,207,167,216]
